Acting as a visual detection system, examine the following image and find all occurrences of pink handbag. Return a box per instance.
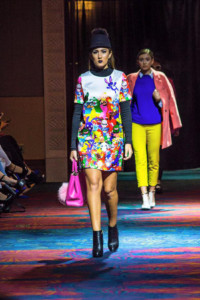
[58,159,84,207]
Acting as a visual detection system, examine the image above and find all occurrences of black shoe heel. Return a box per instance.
[93,230,103,258]
[1,184,17,213]
[16,179,26,190]
[0,193,14,204]
[0,193,15,213]
[2,183,17,196]
[108,225,119,252]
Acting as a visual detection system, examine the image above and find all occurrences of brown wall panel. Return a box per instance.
[0,97,45,159]
[0,0,43,96]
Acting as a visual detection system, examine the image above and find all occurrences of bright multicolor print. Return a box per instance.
[74,70,132,171]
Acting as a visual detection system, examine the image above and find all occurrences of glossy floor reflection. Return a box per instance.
[0,179,200,299]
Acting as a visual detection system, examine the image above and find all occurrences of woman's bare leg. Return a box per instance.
[103,171,118,227]
[140,186,148,194]
[7,163,24,174]
[84,168,102,231]
[149,186,155,192]
[103,171,119,252]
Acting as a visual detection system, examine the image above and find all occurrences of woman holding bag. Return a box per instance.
[70,28,133,257]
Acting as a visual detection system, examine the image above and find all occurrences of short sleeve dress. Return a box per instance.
[74,69,132,171]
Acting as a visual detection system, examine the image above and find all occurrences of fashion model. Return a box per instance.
[128,49,182,210]
[70,28,133,257]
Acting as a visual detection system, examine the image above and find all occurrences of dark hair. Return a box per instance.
[137,48,154,60]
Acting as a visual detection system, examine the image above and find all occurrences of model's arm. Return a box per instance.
[120,101,132,144]
[70,75,85,161]
[70,103,83,150]
[127,74,134,96]
[164,75,182,129]
[120,101,133,160]
[70,103,83,161]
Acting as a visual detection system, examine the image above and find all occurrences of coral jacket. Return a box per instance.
[127,69,182,149]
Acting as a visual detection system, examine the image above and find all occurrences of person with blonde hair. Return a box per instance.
[128,48,182,210]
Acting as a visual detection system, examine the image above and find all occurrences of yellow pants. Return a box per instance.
[132,122,161,188]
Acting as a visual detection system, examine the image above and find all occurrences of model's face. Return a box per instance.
[137,53,154,74]
[91,48,112,69]
[152,60,162,71]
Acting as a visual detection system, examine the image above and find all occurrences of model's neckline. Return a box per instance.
[90,67,114,77]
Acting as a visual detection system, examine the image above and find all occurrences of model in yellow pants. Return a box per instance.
[132,122,161,209]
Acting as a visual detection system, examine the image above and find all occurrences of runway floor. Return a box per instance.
[0,178,200,299]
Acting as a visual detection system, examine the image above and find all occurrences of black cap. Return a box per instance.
[89,28,111,50]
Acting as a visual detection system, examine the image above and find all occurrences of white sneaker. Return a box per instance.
[149,191,156,208]
[141,193,151,210]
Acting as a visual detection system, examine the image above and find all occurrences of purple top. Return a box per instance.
[131,73,162,125]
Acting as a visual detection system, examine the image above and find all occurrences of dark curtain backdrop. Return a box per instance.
[65,0,200,171]
[0,0,43,97]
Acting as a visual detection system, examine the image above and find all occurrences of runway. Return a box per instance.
[0,176,200,299]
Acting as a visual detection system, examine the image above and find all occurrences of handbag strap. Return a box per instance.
[72,159,78,173]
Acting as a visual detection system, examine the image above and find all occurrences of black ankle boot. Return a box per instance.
[93,230,103,258]
[1,184,17,213]
[108,225,119,252]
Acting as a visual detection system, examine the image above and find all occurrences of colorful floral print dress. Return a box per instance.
[74,70,132,171]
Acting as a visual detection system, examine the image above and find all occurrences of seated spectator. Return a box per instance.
[0,112,44,186]
[0,160,26,212]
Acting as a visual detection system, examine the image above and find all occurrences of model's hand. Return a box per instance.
[173,128,180,137]
[123,143,133,160]
[70,150,78,162]
[153,89,161,103]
